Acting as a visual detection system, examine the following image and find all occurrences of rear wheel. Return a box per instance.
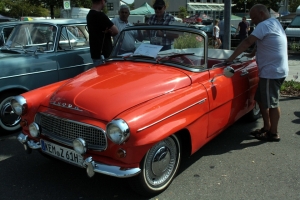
[0,92,22,133]
[129,135,181,196]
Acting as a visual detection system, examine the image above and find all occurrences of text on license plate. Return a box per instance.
[40,139,83,166]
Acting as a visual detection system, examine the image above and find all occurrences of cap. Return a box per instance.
[153,0,165,7]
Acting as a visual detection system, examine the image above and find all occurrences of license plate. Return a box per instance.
[40,139,83,166]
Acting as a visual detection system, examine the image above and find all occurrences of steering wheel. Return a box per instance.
[170,55,194,65]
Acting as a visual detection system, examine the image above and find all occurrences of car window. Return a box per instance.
[6,24,57,51]
[59,25,89,50]
[289,16,300,27]
[0,26,14,46]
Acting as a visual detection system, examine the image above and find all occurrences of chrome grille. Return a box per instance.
[35,112,107,150]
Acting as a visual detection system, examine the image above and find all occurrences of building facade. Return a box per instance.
[133,0,225,17]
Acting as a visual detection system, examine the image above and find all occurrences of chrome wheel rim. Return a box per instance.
[0,96,21,131]
[143,136,180,190]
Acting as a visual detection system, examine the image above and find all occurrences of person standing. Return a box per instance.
[148,0,175,51]
[111,5,137,54]
[236,16,250,43]
[213,19,222,49]
[87,0,118,66]
[218,16,224,49]
[226,4,289,142]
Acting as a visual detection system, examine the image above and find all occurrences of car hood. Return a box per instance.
[49,61,192,121]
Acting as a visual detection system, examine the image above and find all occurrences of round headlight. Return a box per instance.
[73,138,87,154]
[11,96,27,116]
[106,119,130,144]
[29,123,40,137]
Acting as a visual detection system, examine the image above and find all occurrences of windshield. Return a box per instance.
[289,16,300,27]
[5,23,57,51]
[110,26,206,70]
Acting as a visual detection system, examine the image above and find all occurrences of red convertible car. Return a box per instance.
[13,25,259,196]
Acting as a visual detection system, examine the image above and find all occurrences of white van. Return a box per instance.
[285,6,300,50]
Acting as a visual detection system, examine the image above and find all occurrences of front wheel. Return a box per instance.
[0,92,22,134]
[129,134,181,196]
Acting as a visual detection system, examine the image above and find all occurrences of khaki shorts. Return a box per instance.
[255,78,285,108]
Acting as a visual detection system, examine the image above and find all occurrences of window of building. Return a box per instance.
[107,3,114,11]
[190,0,195,2]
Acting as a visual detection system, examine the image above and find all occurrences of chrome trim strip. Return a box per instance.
[0,69,56,80]
[137,98,207,132]
[0,63,92,80]
[17,133,140,178]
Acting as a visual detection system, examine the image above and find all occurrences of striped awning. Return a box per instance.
[187,3,232,11]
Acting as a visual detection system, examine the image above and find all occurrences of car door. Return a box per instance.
[55,25,93,80]
[202,62,250,138]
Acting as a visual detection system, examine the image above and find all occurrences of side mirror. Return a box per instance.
[223,66,235,78]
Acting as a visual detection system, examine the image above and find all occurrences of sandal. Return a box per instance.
[249,128,268,136]
[255,131,281,142]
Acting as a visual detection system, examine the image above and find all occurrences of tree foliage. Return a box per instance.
[232,0,300,13]
[0,0,49,18]
[178,6,188,20]
[289,0,300,12]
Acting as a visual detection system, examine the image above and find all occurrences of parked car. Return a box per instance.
[199,24,240,47]
[285,14,300,50]
[0,18,93,133]
[13,25,259,196]
[0,21,23,46]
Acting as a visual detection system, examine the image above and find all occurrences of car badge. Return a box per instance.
[50,101,83,111]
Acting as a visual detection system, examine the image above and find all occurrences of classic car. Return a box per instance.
[0,21,22,46]
[0,18,93,133]
[13,25,260,196]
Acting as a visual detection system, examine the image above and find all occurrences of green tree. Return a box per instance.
[178,6,187,20]
[289,0,300,12]
[128,3,135,11]
[1,0,49,18]
[232,0,280,13]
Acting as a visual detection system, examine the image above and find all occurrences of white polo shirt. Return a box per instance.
[111,17,137,52]
[251,18,289,79]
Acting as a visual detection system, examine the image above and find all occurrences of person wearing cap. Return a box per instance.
[148,0,175,51]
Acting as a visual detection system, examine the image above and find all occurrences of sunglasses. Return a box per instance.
[154,6,163,10]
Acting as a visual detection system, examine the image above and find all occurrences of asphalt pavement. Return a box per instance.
[0,99,299,200]
[287,53,300,81]
[0,53,299,200]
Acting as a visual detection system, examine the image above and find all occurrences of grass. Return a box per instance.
[280,80,300,97]
[290,42,300,52]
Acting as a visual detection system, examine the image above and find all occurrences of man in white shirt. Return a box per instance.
[226,4,288,142]
[111,5,138,54]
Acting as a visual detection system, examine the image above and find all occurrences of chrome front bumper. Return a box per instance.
[17,133,141,178]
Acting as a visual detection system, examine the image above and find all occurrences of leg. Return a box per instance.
[257,101,270,131]
[269,107,281,134]
[254,78,285,141]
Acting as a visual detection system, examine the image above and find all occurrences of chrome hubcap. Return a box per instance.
[151,146,171,177]
[144,136,179,187]
[0,97,21,129]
